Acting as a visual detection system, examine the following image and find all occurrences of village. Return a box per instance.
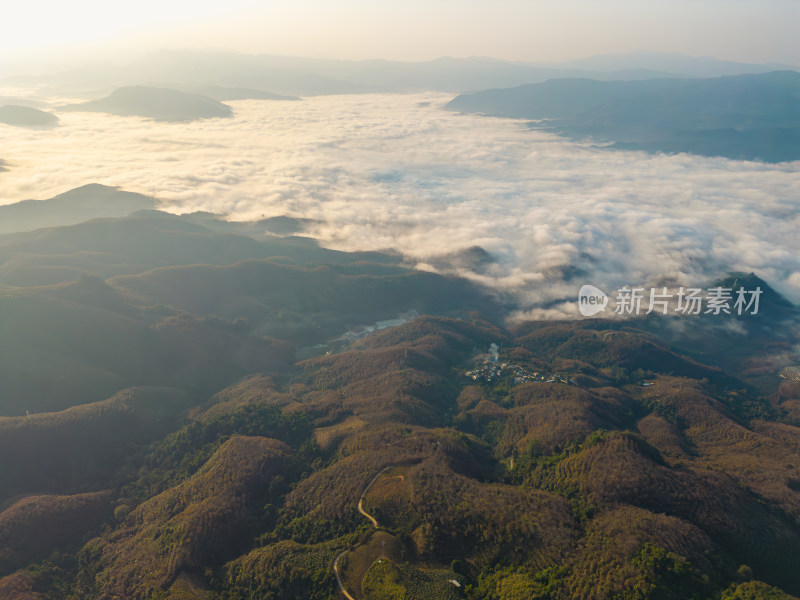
[464,343,575,386]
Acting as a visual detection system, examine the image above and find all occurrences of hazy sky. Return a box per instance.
[2,0,798,69]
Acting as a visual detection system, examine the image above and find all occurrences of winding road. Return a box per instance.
[333,551,357,600]
[333,465,393,599]
[332,445,437,599]
[356,465,397,529]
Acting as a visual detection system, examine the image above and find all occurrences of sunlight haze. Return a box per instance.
[2,0,798,70]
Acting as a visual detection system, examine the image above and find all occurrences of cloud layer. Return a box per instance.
[1,92,798,316]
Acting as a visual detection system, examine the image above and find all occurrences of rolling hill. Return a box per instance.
[60,86,232,121]
[0,184,155,235]
[0,105,58,128]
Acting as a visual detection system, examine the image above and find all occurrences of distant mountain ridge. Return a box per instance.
[446,70,800,162]
[5,49,796,98]
[546,50,797,78]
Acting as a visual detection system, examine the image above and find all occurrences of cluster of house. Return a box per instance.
[780,365,800,383]
[464,344,574,386]
[463,362,563,385]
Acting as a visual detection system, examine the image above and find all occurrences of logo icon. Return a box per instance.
[578,284,608,316]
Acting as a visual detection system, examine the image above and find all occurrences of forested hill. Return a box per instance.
[0,188,798,599]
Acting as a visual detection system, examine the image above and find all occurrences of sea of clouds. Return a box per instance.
[1,92,798,318]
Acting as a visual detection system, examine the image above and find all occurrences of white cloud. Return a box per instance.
[1,92,798,316]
